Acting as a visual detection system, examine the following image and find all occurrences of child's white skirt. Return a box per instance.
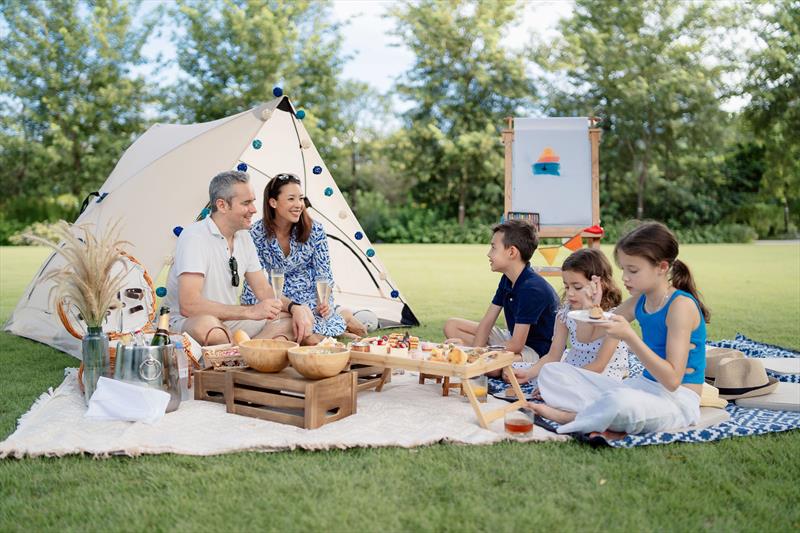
[538,362,700,434]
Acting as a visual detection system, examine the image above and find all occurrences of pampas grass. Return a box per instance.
[26,220,130,328]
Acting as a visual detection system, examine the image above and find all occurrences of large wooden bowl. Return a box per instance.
[239,339,298,373]
[288,345,350,379]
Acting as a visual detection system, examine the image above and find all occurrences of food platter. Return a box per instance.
[567,309,614,324]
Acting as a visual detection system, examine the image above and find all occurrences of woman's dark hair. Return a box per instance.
[261,173,313,243]
[562,248,622,310]
[614,221,710,322]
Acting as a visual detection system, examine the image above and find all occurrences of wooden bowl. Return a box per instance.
[288,345,350,379]
[239,339,298,373]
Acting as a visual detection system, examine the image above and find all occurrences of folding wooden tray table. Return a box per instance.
[348,350,527,429]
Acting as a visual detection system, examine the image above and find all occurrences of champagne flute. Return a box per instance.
[315,276,331,317]
[270,268,285,299]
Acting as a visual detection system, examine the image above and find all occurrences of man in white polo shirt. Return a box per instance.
[164,171,313,345]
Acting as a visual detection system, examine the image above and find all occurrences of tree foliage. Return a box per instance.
[388,0,533,224]
[164,0,353,179]
[536,0,739,226]
[0,0,154,203]
[742,0,800,232]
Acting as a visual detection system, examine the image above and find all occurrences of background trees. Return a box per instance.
[0,0,154,225]
[534,0,739,227]
[388,0,532,224]
[742,0,800,235]
[0,0,797,243]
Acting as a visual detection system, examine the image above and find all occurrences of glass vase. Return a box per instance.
[82,326,109,405]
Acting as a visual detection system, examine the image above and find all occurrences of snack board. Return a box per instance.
[349,348,528,429]
[349,349,515,379]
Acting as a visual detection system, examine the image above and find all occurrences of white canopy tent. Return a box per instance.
[5,96,418,359]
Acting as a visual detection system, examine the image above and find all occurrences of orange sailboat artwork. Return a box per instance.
[533,147,560,176]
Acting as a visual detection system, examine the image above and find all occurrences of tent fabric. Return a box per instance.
[5,97,418,359]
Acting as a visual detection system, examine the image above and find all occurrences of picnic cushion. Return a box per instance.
[735,382,800,412]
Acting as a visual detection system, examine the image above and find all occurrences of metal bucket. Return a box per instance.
[114,344,181,413]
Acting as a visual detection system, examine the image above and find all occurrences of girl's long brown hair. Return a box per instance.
[261,174,313,243]
[562,248,622,311]
[614,221,710,322]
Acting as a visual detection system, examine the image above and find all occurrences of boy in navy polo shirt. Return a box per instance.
[444,219,559,362]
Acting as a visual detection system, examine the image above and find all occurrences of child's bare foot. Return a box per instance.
[530,403,576,425]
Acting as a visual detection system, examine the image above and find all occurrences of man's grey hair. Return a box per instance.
[209,170,250,212]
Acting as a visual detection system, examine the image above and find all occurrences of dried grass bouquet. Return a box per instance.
[27,220,129,328]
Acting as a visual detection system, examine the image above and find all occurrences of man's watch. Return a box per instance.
[287,301,300,314]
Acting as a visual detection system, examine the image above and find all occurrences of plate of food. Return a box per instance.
[567,307,615,323]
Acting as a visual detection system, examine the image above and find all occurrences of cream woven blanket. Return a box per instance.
[1,369,567,458]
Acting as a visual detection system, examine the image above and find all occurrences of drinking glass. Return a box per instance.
[467,375,488,403]
[504,407,535,438]
[270,268,285,298]
[315,276,331,317]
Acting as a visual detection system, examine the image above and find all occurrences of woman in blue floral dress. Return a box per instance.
[241,173,347,344]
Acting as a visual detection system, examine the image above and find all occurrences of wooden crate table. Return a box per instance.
[194,367,357,429]
[348,350,527,429]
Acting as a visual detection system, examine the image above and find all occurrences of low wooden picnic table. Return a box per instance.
[348,350,527,429]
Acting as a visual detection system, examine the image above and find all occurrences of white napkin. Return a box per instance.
[85,377,171,424]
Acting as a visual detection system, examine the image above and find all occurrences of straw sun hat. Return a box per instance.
[714,357,779,400]
[705,347,745,381]
[699,383,728,409]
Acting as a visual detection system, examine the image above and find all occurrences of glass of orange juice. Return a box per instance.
[468,375,488,403]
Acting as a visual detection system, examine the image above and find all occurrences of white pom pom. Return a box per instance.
[338,210,348,219]
[300,138,311,149]
[261,108,272,121]
[164,255,174,266]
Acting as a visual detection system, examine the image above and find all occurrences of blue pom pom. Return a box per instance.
[156,287,167,298]
[355,231,363,240]
[172,226,183,237]
[366,248,375,258]
[390,290,399,298]
[237,162,248,171]
[313,166,322,175]
[324,187,334,197]
[252,139,262,149]
[273,86,283,97]
[296,109,306,119]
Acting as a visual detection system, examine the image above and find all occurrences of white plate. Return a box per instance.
[567,309,614,323]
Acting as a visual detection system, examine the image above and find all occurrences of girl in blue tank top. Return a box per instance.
[533,222,711,435]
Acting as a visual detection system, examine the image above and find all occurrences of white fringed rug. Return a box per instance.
[1,369,567,458]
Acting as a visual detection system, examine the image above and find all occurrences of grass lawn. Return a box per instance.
[1,243,799,531]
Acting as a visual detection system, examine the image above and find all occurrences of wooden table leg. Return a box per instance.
[375,367,391,392]
[464,366,528,429]
[462,379,489,428]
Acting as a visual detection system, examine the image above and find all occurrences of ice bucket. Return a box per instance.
[114,344,181,413]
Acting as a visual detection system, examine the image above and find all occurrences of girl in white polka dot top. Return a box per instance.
[513,248,629,389]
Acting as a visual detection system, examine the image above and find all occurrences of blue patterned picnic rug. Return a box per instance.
[489,334,800,447]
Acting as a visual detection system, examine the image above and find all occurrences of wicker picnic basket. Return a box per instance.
[202,326,246,370]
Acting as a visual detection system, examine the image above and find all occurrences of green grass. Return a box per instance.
[1,243,799,531]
